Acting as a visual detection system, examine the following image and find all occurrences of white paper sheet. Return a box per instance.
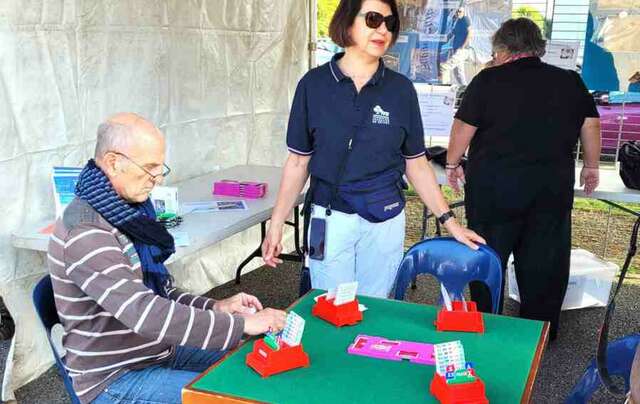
[542,41,580,70]
[414,84,456,138]
[334,281,358,306]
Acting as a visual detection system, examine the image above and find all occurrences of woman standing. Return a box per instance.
[447,18,601,339]
[262,0,483,298]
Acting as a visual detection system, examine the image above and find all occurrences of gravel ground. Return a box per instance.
[5,197,639,403]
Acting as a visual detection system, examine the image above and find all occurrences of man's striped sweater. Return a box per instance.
[47,198,244,403]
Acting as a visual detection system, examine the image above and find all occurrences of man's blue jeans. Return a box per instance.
[92,346,226,404]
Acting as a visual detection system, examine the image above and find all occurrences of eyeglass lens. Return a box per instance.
[364,11,397,32]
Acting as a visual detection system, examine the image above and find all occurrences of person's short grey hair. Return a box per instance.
[492,18,546,57]
[94,121,134,159]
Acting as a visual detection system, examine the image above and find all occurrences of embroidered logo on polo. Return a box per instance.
[384,202,400,211]
[372,105,390,125]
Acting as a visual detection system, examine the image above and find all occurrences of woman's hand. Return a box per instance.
[262,224,284,267]
[446,166,465,194]
[444,219,486,250]
[580,167,599,195]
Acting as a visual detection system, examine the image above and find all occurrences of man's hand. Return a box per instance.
[213,293,263,315]
[444,219,486,250]
[262,225,284,267]
[242,308,287,336]
[446,166,465,194]
[580,167,599,195]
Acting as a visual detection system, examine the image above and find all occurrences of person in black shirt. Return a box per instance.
[446,18,601,340]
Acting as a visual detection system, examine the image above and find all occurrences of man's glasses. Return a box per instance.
[111,151,171,181]
[357,11,398,32]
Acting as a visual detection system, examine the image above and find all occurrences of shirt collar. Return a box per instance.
[510,56,542,65]
[329,52,386,86]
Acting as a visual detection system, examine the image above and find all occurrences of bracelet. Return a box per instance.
[445,162,460,169]
[437,210,456,225]
[583,164,599,169]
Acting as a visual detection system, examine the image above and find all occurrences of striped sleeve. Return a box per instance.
[63,224,244,351]
[165,287,216,311]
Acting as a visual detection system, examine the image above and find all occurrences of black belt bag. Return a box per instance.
[619,141,640,190]
[339,171,407,223]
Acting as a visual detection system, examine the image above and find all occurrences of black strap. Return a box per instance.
[301,177,317,256]
[300,148,350,254]
[298,138,351,296]
[298,178,315,297]
[326,138,353,216]
[596,216,640,396]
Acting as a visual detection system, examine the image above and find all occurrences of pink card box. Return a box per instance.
[347,334,435,365]
[213,180,267,199]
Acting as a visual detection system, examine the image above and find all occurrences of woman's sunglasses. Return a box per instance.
[357,11,398,32]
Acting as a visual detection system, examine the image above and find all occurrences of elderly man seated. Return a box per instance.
[47,113,286,404]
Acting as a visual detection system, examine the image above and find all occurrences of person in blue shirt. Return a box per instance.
[262,0,484,298]
[440,7,472,85]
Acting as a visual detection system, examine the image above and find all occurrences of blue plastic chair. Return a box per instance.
[32,275,81,404]
[565,333,640,403]
[393,237,503,313]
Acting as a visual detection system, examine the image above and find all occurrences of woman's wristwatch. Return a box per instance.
[437,210,456,225]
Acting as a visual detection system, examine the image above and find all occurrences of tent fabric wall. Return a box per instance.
[0,0,309,400]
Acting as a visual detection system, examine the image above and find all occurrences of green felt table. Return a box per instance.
[183,290,548,404]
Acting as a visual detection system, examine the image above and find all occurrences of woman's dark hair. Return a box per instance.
[329,0,401,48]
[492,18,547,57]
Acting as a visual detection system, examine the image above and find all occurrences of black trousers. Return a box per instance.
[468,211,571,340]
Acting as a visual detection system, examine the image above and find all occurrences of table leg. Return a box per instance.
[235,222,266,284]
[285,206,303,256]
[420,205,429,241]
[602,204,613,258]
[235,207,304,284]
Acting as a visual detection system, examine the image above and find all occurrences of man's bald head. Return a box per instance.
[93,113,167,203]
[94,113,163,160]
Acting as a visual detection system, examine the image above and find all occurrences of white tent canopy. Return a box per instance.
[0,0,310,400]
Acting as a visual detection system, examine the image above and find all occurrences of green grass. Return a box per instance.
[404,186,640,274]
[406,185,640,213]
[573,198,640,213]
[405,184,457,200]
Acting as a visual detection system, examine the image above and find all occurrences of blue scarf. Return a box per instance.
[75,159,175,296]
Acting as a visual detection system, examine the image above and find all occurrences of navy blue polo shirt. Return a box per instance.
[286,53,427,213]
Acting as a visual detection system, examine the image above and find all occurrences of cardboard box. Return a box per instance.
[508,249,618,310]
